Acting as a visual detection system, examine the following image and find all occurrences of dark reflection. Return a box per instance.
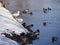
[43,22,47,26]
[29,12,33,15]
[52,36,58,43]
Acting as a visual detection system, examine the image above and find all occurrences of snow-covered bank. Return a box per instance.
[0,36,19,45]
[0,7,28,35]
[0,7,29,45]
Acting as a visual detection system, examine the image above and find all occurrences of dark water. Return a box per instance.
[20,0,60,45]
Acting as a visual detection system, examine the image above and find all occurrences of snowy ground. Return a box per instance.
[0,36,18,45]
[0,7,28,45]
[20,0,60,45]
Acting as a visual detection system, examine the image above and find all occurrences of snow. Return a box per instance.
[0,7,28,45]
[0,36,18,45]
[0,7,28,35]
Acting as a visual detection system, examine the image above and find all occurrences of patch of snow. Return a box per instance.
[0,36,19,45]
[0,6,29,45]
[0,7,28,35]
